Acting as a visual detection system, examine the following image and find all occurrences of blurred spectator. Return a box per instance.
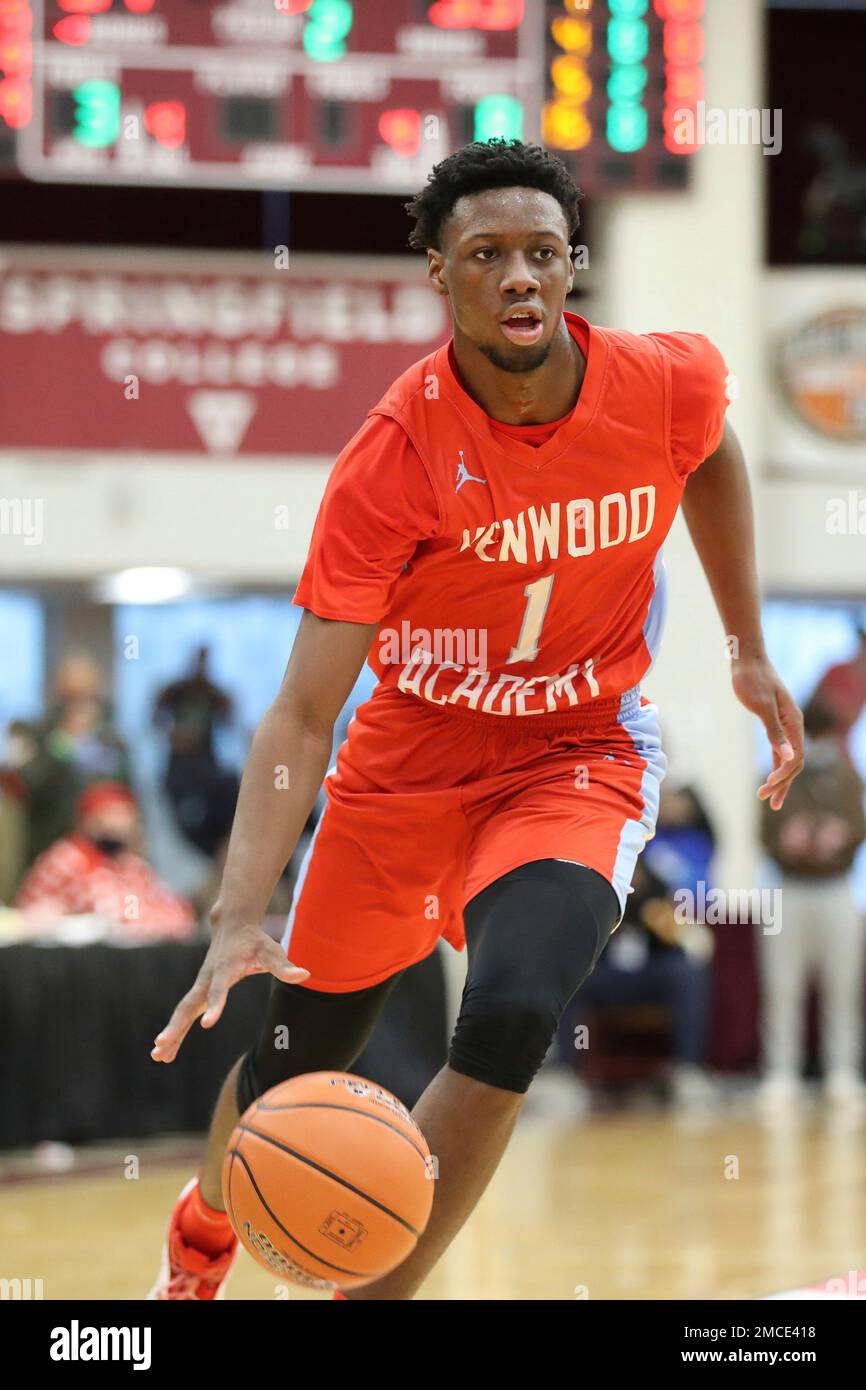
[554,858,714,1108]
[153,646,239,859]
[15,781,196,939]
[758,696,866,1108]
[645,781,717,898]
[18,654,132,868]
[0,720,33,902]
[810,626,866,750]
[192,833,293,924]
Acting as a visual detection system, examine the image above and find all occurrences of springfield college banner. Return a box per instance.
[0,250,450,458]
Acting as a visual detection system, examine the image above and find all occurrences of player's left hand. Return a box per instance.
[730,654,804,809]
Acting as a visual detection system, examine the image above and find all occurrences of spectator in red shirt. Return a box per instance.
[15,781,197,940]
[812,626,866,748]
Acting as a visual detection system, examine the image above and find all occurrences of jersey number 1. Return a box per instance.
[506,574,555,664]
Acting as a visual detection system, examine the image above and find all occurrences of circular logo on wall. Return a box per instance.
[777,308,866,443]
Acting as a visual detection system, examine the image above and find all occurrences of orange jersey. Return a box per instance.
[294,312,729,721]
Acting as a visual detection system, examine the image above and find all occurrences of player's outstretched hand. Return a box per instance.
[150,920,309,1063]
[730,654,805,810]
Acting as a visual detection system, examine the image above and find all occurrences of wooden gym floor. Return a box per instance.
[2,1097,865,1301]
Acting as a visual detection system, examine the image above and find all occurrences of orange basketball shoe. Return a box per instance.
[147,1177,239,1301]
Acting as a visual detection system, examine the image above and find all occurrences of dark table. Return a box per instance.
[0,939,448,1150]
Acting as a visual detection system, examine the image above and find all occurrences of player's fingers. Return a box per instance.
[257,938,310,985]
[758,772,793,800]
[757,690,802,805]
[758,733,803,798]
[779,752,806,802]
[758,761,802,806]
[756,683,796,755]
[201,968,237,1029]
[769,687,805,764]
[769,779,795,809]
[151,980,209,1061]
[760,757,795,789]
[766,723,795,768]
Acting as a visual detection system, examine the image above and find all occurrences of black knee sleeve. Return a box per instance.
[235,971,402,1116]
[448,860,620,1094]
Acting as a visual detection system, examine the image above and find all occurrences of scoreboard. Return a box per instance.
[543,0,704,192]
[8,0,703,194]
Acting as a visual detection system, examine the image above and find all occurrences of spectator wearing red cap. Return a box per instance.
[811,627,866,756]
[17,654,133,870]
[15,780,196,940]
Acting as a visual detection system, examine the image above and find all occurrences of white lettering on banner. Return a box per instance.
[0,275,445,343]
[460,488,656,564]
[101,339,339,389]
[397,655,601,717]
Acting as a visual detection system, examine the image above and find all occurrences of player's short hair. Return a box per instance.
[405,139,582,251]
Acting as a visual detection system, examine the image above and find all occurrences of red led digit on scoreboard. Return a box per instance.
[654,0,704,156]
[0,81,30,127]
[53,15,91,44]
[58,0,112,13]
[58,0,156,10]
[0,0,33,131]
[428,0,523,30]
[144,100,186,149]
[378,108,422,157]
[655,0,702,17]
[0,33,32,78]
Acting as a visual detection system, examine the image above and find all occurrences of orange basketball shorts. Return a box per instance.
[281,684,668,992]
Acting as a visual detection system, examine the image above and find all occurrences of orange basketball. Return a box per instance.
[222,1072,435,1291]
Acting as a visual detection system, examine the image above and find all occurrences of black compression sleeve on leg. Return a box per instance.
[448,860,620,1094]
[235,971,404,1115]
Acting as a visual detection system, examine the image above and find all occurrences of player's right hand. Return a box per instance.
[150,922,309,1063]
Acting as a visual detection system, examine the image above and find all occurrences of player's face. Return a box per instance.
[428,187,574,373]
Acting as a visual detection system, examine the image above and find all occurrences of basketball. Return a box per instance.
[221,1072,435,1291]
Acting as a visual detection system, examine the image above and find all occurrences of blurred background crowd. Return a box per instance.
[2,621,865,1130]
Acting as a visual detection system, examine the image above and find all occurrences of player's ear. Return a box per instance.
[427,249,448,297]
[566,247,575,295]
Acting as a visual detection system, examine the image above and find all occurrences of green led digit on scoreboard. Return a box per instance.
[303,0,354,63]
[607,0,649,153]
[72,79,121,148]
[474,94,524,143]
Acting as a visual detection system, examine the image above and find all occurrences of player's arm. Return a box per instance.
[680,419,804,810]
[151,611,377,1063]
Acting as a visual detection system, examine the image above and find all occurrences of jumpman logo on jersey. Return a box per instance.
[454,450,487,493]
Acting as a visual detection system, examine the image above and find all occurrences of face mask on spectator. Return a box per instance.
[90,834,132,858]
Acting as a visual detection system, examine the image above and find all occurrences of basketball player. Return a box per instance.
[148,140,803,1300]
